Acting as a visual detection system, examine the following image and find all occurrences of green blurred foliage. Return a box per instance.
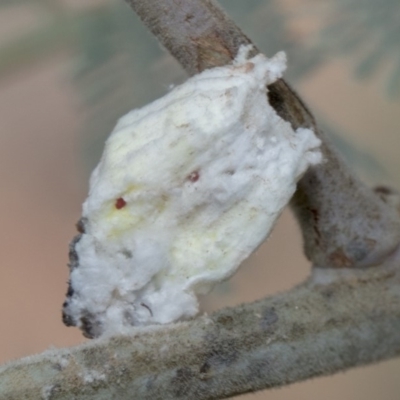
[316,0,400,97]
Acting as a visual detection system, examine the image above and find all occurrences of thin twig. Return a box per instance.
[1,258,400,399]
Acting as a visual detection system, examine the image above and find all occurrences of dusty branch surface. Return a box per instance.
[1,258,400,399]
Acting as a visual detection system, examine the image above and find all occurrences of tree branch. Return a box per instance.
[1,257,400,399]
[2,2,400,399]
[125,0,400,269]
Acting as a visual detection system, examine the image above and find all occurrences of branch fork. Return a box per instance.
[126,0,400,269]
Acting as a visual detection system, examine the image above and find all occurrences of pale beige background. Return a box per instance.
[1,2,400,399]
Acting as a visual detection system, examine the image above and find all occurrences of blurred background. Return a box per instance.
[0,0,399,398]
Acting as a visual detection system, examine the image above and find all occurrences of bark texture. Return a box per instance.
[1,258,400,399]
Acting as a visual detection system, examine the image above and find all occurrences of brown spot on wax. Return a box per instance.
[76,218,87,233]
[115,197,127,209]
[188,171,200,182]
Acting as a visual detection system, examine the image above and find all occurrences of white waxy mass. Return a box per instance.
[63,47,322,338]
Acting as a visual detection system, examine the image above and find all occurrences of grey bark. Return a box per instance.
[1,258,400,399]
